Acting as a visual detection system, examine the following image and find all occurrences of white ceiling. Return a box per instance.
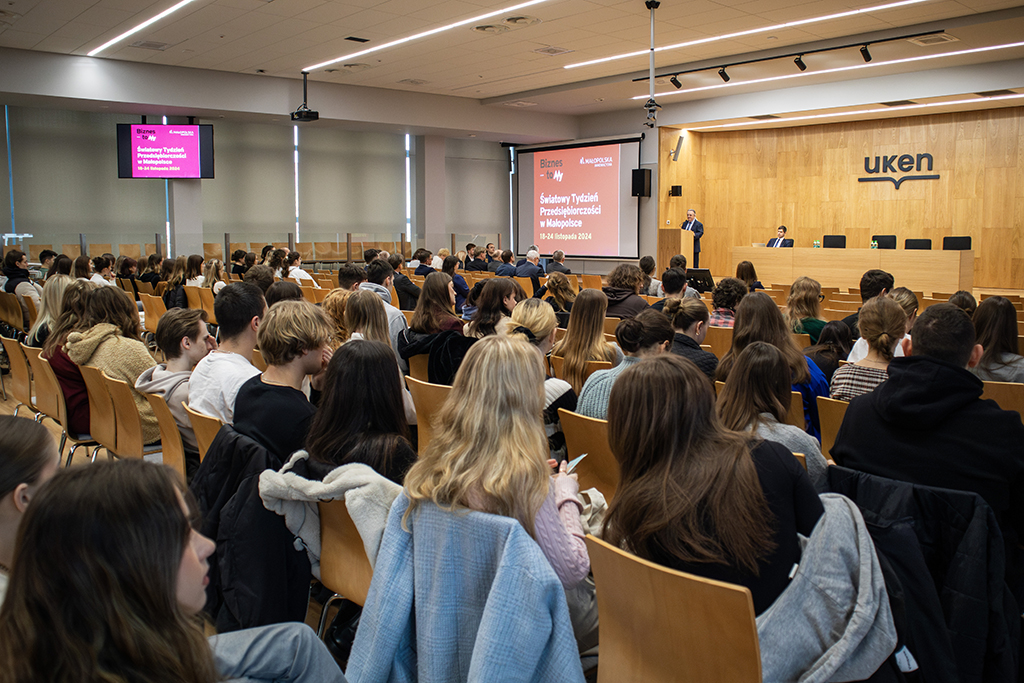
[1,0,1023,117]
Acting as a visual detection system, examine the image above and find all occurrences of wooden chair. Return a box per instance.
[792,452,807,470]
[144,393,187,482]
[514,276,535,296]
[197,287,218,325]
[717,381,803,430]
[316,498,375,636]
[183,403,223,462]
[184,286,202,310]
[102,372,162,460]
[792,332,811,349]
[817,396,849,461]
[981,381,1024,424]
[0,336,38,418]
[586,535,761,683]
[408,353,429,382]
[300,286,317,303]
[22,296,38,329]
[405,376,452,455]
[140,294,167,336]
[581,274,602,290]
[401,310,415,325]
[29,354,96,465]
[603,317,621,335]
[558,409,617,500]
[154,281,168,297]
[548,356,612,388]
[21,344,58,426]
[251,348,268,372]
[704,326,733,359]
[78,365,118,462]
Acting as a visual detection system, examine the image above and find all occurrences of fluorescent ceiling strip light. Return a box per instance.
[88,0,200,56]
[566,0,930,70]
[304,0,548,72]
[689,92,1024,130]
[631,40,1024,100]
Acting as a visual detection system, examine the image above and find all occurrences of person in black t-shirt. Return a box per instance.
[234,300,334,459]
[230,249,249,276]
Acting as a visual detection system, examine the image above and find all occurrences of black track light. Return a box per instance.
[794,55,806,71]
[860,45,872,62]
[669,74,682,89]
[718,67,730,82]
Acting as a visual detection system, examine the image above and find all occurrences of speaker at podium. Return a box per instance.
[657,226,695,273]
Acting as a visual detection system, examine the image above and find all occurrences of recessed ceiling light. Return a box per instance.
[88,0,202,56]
[566,0,931,70]
[533,45,572,56]
[503,15,541,28]
[503,100,538,107]
[473,24,510,34]
[304,0,548,72]
[345,36,370,43]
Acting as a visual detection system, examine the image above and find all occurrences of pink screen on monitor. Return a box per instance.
[130,125,201,178]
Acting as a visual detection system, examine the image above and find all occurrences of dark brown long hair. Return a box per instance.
[84,286,142,342]
[42,280,94,357]
[716,292,809,384]
[466,278,516,338]
[975,296,1020,369]
[410,272,459,334]
[717,342,792,432]
[603,355,775,574]
[0,461,219,683]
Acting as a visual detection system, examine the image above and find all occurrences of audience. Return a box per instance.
[321,288,353,345]
[184,254,205,287]
[430,248,450,271]
[267,249,288,278]
[638,255,660,297]
[0,417,59,606]
[409,272,463,334]
[664,297,718,380]
[163,256,188,309]
[264,281,304,308]
[441,255,469,314]
[602,264,649,319]
[948,290,978,317]
[89,256,116,287]
[412,249,434,276]
[0,460,346,683]
[831,296,905,401]
[785,276,827,344]
[345,289,392,345]
[233,301,333,459]
[848,287,916,363]
[158,256,176,283]
[736,260,764,292]
[603,354,822,616]
[387,253,420,310]
[243,264,275,295]
[259,244,274,265]
[577,309,672,420]
[803,320,852,383]
[41,281,94,435]
[495,249,516,276]
[717,342,829,491]
[650,267,690,312]
[46,254,72,281]
[64,286,159,445]
[3,249,43,329]
[716,292,829,439]
[336,263,367,291]
[708,277,747,327]
[188,282,266,423]
[540,271,575,316]
[231,249,249,275]
[970,295,1024,382]
[465,278,519,339]
[202,258,227,294]
[515,249,544,293]
[833,303,1024,594]
[357,261,409,361]
[551,289,622,394]
[547,249,571,275]
[36,249,56,279]
[140,253,163,285]
[25,274,71,348]
[73,254,92,281]
[656,254,699,299]
[841,269,893,337]
[135,308,217,478]
[465,247,489,272]
[284,251,319,288]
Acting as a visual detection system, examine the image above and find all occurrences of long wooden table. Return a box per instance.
[730,247,974,292]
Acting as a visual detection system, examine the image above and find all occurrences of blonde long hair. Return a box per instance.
[508,298,557,346]
[322,288,353,346]
[344,289,390,345]
[551,289,617,393]
[28,274,72,345]
[201,259,224,289]
[785,276,824,333]
[403,336,550,536]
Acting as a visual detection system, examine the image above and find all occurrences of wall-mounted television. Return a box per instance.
[116,123,214,179]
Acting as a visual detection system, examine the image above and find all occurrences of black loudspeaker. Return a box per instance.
[631,169,651,197]
[670,185,682,196]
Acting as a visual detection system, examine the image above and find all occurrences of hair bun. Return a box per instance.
[615,317,644,353]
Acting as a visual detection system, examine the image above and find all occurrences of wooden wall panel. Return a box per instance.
[660,106,1024,288]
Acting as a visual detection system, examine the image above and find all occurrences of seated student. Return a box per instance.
[603,354,823,615]
[283,251,319,288]
[139,253,163,285]
[717,342,829,491]
[948,290,978,318]
[46,254,73,281]
[842,269,893,337]
[243,264,275,296]
[803,320,852,384]
[0,417,60,605]
[387,252,420,311]
[259,244,275,265]
[230,249,248,276]
[72,254,92,282]
[337,263,368,291]
[36,249,57,279]
[0,460,346,683]
[201,258,227,294]
[409,271,464,334]
[508,299,579,460]
[357,260,409,356]
[716,292,829,440]
[664,297,718,380]
[362,248,380,265]
[430,248,449,271]
[184,254,205,288]
[543,271,576,316]
[243,251,256,272]
[970,296,1024,383]
[265,281,305,308]
[736,260,764,292]
[551,289,622,394]
[162,256,189,309]
[494,249,516,277]
[546,249,571,275]
[25,274,71,348]
[411,248,433,276]
[830,296,905,401]
[135,308,217,479]
[65,286,160,445]
[602,264,648,319]
[188,283,266,424]
[577,310,672,420]
[464,277,519,339]
[41,281,94,435]
[639,256,660,297]
[345,289,393,344]
[117,256,139,291]
[655,254,700,300]
[267,249,288,278]
[322,288,353,345]
[785,276,827,344]
[708,277,747,327]
[89,255,116,287]
[833,303,1024,595]
[158,255,176,283]
[848,287,916,363]
[650,267,688,313]
[441,256,469,314]
[464,247,489,272]
[3,249,43,329]
[234,301,333,459]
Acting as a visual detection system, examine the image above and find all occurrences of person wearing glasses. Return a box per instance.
[785,276,827,344]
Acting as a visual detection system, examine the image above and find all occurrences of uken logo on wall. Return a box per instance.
[858,153,940,189]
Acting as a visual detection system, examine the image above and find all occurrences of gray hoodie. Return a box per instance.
[134,364,197,450]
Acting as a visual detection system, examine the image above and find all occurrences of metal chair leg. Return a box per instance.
[67,442,81,468]
[317,593,343,638]
[59,431,68,459]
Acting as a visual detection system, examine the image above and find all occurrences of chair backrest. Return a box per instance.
[942,236,972,251]
[102,372,149,458]
[904,238,932,250]
[581,274,602,290]
[408,353,429,381]
[251,348,268,372]
[197,287,219,325]
[514,276,535,296]
[792,332,811,349]
[22,343,59,422]
[136,280,155,295]
[140,294,160,335]
[603,317,621,335]
[405,376,452,455]
[821,235,846,249]
[318,499,374,606]
[785,390,804,430]
[816,396,849,461]
[313,288,331,303]
[548,356,613,388]
[558,409,617,500]
[78,364,118,454]
[0,336,34,411]
[144,393,186,481]
[183,403,223,462]
[704,325,733,359]
[871,234,897,249]
[36,355,73,434]
[401,310,415,325]
[586,535,761,683]
[981,381,1024,425]
[184,286,202,310]
[22,296,38,329]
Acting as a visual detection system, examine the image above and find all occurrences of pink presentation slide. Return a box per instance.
[534,143,620,257]
[130,125,201,178]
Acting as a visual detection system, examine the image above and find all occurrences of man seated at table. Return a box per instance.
[767,226,793,248]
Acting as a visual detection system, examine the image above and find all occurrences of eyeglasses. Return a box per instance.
[818,294,825,302]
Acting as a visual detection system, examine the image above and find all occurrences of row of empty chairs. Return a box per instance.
[817,235,970,250]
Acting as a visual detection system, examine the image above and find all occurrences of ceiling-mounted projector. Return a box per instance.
[291,72,319,122]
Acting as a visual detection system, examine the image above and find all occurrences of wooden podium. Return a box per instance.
[658,227,694,273]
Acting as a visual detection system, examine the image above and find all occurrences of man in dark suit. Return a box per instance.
[681,209,703,268]
[767,226,794,248]
[546,250,571,275]
[464,247,489,271]
[515,249,544,293]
